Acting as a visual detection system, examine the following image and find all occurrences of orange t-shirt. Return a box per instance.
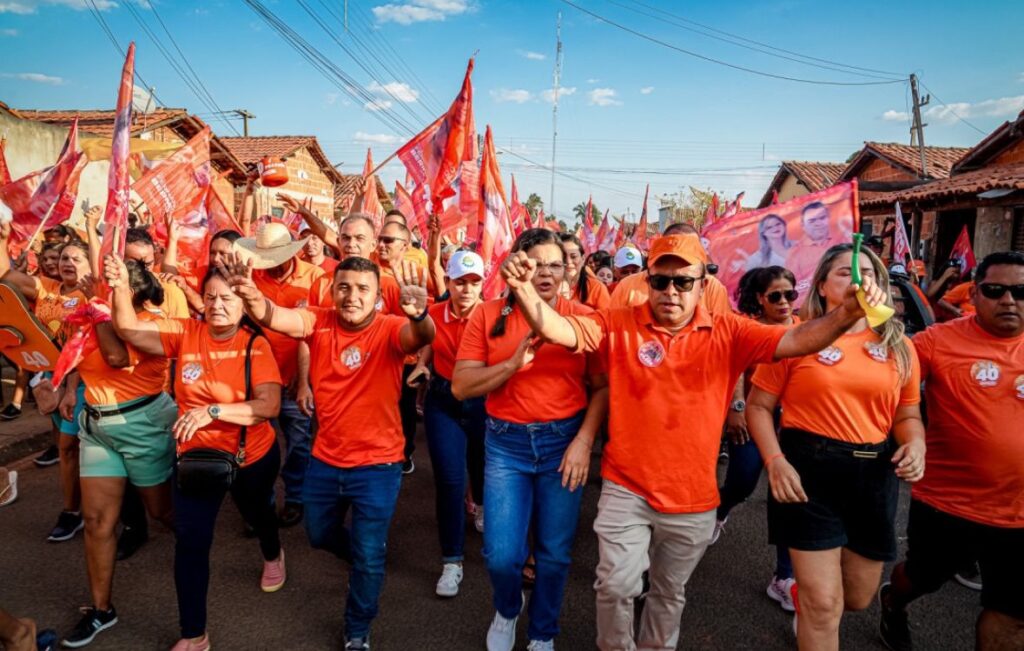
[33,276,88,345]
[157,320,282,465]
[377,274,405,316]
[940,281,976,315]
[572,271,611,310]
[299,308,409,468]
[911,318,1024,527]
[785,238,839,294]
[317,256,339,274]
[567,305,785,513]
[429,300,477,381]
[609,271,732,315]
[253,259,332,385]
[78,311,169,406]
[456,297,600,424]
[752,328,920,445]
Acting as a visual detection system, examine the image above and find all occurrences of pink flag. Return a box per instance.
[597,210,615,251]
[535,208,546,230]
[50,302,112,387]
[133,127,212,228]
[509,175,528,236]
[458,159,480,244]
[478,126,514,299]
[891,202,912,265]
[411,183,430,236]
[394,181,425,238]
[99,43,135,271]
[633,184,650,252]
[581,195,597,253]
[358,148,386,231]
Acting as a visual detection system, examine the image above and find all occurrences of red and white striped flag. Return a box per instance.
[478,126,514,299]
[99,43,135,271]
[892,202,912,265]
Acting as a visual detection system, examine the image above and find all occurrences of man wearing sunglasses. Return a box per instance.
[880,250,1024,651]
[502,232,886,651]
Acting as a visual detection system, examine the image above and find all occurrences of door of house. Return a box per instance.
[932,209,977,277]
[1012,207,1024,251]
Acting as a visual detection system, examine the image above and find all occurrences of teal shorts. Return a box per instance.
[49,378,87,436]
[78,393,177,487]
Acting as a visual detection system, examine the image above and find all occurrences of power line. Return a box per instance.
[558,0,908,86]
[84,0,166,108]
[918,80,987,135]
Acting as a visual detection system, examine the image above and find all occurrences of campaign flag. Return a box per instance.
[132,127,212,227]
[0,120,85,257]
[99,43,135,272]
[394,181,425,239]
[633,184,650,251]
[0,136,11,186]
[771,189,780,205]
[581,195,597,252]
[478,126,515,299]
[509,175,528,236]
[397,59,476,214]
[702,193,720,234]
[949,225,977,278]
[613,222,626,250]
[595,209,612,251]
[458,159,480,244]
[892,202,912,265]
[536,208,545,230]
[170,186,243,291]
[50,302,112,388]
[703,181,857,309]
[411,183,430,237]
[357,148,386,231]
[721,191,745,220]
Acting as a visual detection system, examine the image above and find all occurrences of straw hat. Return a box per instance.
[233,222,308,270]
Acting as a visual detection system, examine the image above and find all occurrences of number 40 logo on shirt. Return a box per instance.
[970,361,1000,387]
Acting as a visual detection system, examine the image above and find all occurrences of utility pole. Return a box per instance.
[550,11,563,218]
[232,109,256,137]
[909,74,930,177]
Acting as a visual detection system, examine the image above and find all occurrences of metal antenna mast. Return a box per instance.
[550,11,563,217]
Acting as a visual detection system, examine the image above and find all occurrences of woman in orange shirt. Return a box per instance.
[452,228,608,651]
[747,245,926,650]
[559,233,610,310]
[105,258,283,651]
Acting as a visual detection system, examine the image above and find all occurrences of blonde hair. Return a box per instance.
[802,244,912,384]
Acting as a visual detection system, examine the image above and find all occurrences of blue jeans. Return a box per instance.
[274,398,311,505]
[303,457,402,640]
[718,438,793,580]
[423,377,485,562]
[483,412,585,643]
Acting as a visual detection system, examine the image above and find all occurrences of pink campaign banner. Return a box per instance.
[703,180,858,309]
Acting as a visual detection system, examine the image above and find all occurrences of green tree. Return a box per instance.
[524,193,544,219]
[572,201,603,226]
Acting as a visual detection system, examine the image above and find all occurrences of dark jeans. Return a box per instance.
[274,397,312,505]
[304,457,402,640]
[717,438,792,579]
[399,364,418,461]
[120,484,147,533]
[484,412,585,643]
[423,376,486,562]
[173,441,281,638]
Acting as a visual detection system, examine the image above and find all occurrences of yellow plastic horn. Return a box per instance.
[851,234,895,328]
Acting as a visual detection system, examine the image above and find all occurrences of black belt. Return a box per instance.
[780,427,890,459]
[84,393,161,420]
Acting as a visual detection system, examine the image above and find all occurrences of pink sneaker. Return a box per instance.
[170,634,210,651]
[261,548,286,592]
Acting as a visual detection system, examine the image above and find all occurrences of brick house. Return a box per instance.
[334,173,393,218]
[756,161,846,209]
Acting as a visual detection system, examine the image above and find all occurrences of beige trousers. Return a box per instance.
[593,480,716,651]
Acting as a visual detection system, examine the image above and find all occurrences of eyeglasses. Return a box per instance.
[977,283,1024,300]
[648,274,704,292]
[379,236,407,245]
[765,289,799,304]
[533,261,566,273]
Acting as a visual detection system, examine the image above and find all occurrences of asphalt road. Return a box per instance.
[1,431,979,650]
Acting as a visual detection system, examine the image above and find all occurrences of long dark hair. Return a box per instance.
[200,266,265,337]
[490,228,566,338]
[558,232,589,304]
[125,259,165,311]
[735,266,796,317]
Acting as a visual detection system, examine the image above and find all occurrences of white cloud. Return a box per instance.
[0,0,116,13]
[372,0,471,25]
[882,109,909,122]
[364,99,393,112]
[0,72,64,85]
[640,86,654,95]
[881,95,1024,125]
[588,87,622,106]
[540,86,576,103]
[0,28,17,35]
[586,78,600,84]
[354,131,402,145]
[517,50,546,61]
[367,80,419,103]
[1019,72,1024,83]
[490,88,533,104]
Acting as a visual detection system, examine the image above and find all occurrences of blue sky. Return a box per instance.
[2,0,1023,221]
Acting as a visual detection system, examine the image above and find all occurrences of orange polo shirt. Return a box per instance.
[78,311,169,406]
[253,259,332,385]
[33,277,88,345]
[940,281,976,315]
[317,256,339,275]
[157,320,282,466]
[429,300,477,381]
[298,308,409,468]
[457,296,600,424]
[609,271,732,315]
[572,271,611,310]
[752,328,921,445]
[566,305,785,513]
[911,318,1024,527]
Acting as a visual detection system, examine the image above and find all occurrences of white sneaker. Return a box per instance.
[766,576,796,612]
[486,611,517,651]
[0,469,17,507]
[527,640,554,651]
[709,517,727,545]
[435,562,464,597]
[474,505,485,533]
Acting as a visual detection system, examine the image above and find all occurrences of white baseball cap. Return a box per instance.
[446,250,485,280]
[614,246,643,269]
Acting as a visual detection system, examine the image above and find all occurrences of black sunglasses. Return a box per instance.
[978,283,1024,300]
[648,274,704,292]
[379,235,407,245]
[765,289,799,304]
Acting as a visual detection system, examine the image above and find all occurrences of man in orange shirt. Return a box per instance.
[880,251,1024,651]
[785,201,845,295]
[226,254,434,651]
[236,221,332,528]
[501,233,886,650]
[299,224,339,275]
[937,279,977,318]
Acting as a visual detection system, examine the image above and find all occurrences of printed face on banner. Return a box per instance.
[703,183,856,309]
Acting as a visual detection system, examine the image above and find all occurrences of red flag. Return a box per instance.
[0,136,11,186]
[613,223,626,250]
[892,202,912,265]
[581,195,597,253]
[170,186,243,291]
[133,127,212,228]
[51,301,112,387]
[633,184,650,252]
[949,225,977,278]
[411,183,429,236]
[458,159,481,244]
[394,181,424,238]
[99,43,135,271]
[397,59,475,214]
[0,120,85,257]
[771,189,780,205]
[478,126,515,299]
[358,148,386,231]
[595,208,611,251]
[509,175,528,236]
[536,208,545,230]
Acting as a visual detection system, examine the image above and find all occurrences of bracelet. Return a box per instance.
[410,308,429,322]
[764,452,785,469]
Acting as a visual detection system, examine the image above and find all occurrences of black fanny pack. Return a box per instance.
[176,331,258,497]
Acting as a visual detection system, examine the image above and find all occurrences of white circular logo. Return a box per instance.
[637,340,666,368]
[864,342,888,364]
[816,346,843,366]
[341,345,364,370]
[181,362,203,385]
[971,361,1000,388]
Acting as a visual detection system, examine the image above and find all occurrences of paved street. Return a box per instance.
[0,431,979,650]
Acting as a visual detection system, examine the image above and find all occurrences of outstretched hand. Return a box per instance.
[217,252,261,302]
[502,251,536,291]
[394,259,429,317]
[276,193,306,216]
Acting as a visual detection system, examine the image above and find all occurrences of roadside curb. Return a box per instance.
[0,430,51,468]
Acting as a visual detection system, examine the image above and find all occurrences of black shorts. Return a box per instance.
[768,428,898,561]
[905,499,1024,620]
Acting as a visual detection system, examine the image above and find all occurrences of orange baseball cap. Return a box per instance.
[647,234,708,267]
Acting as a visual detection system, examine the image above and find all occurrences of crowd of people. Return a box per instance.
[0,198,1021,651]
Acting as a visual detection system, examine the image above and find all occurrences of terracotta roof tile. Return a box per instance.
[11,108,190,138]
[220,136,344,185]
[861,142,970,179]
[871,162,1024,206]
[757,160,846,207]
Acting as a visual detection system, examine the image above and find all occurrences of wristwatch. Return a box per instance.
[207,404,222,420]
[730,399,746,413]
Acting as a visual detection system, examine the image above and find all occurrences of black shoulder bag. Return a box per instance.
[175,330,259,497]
